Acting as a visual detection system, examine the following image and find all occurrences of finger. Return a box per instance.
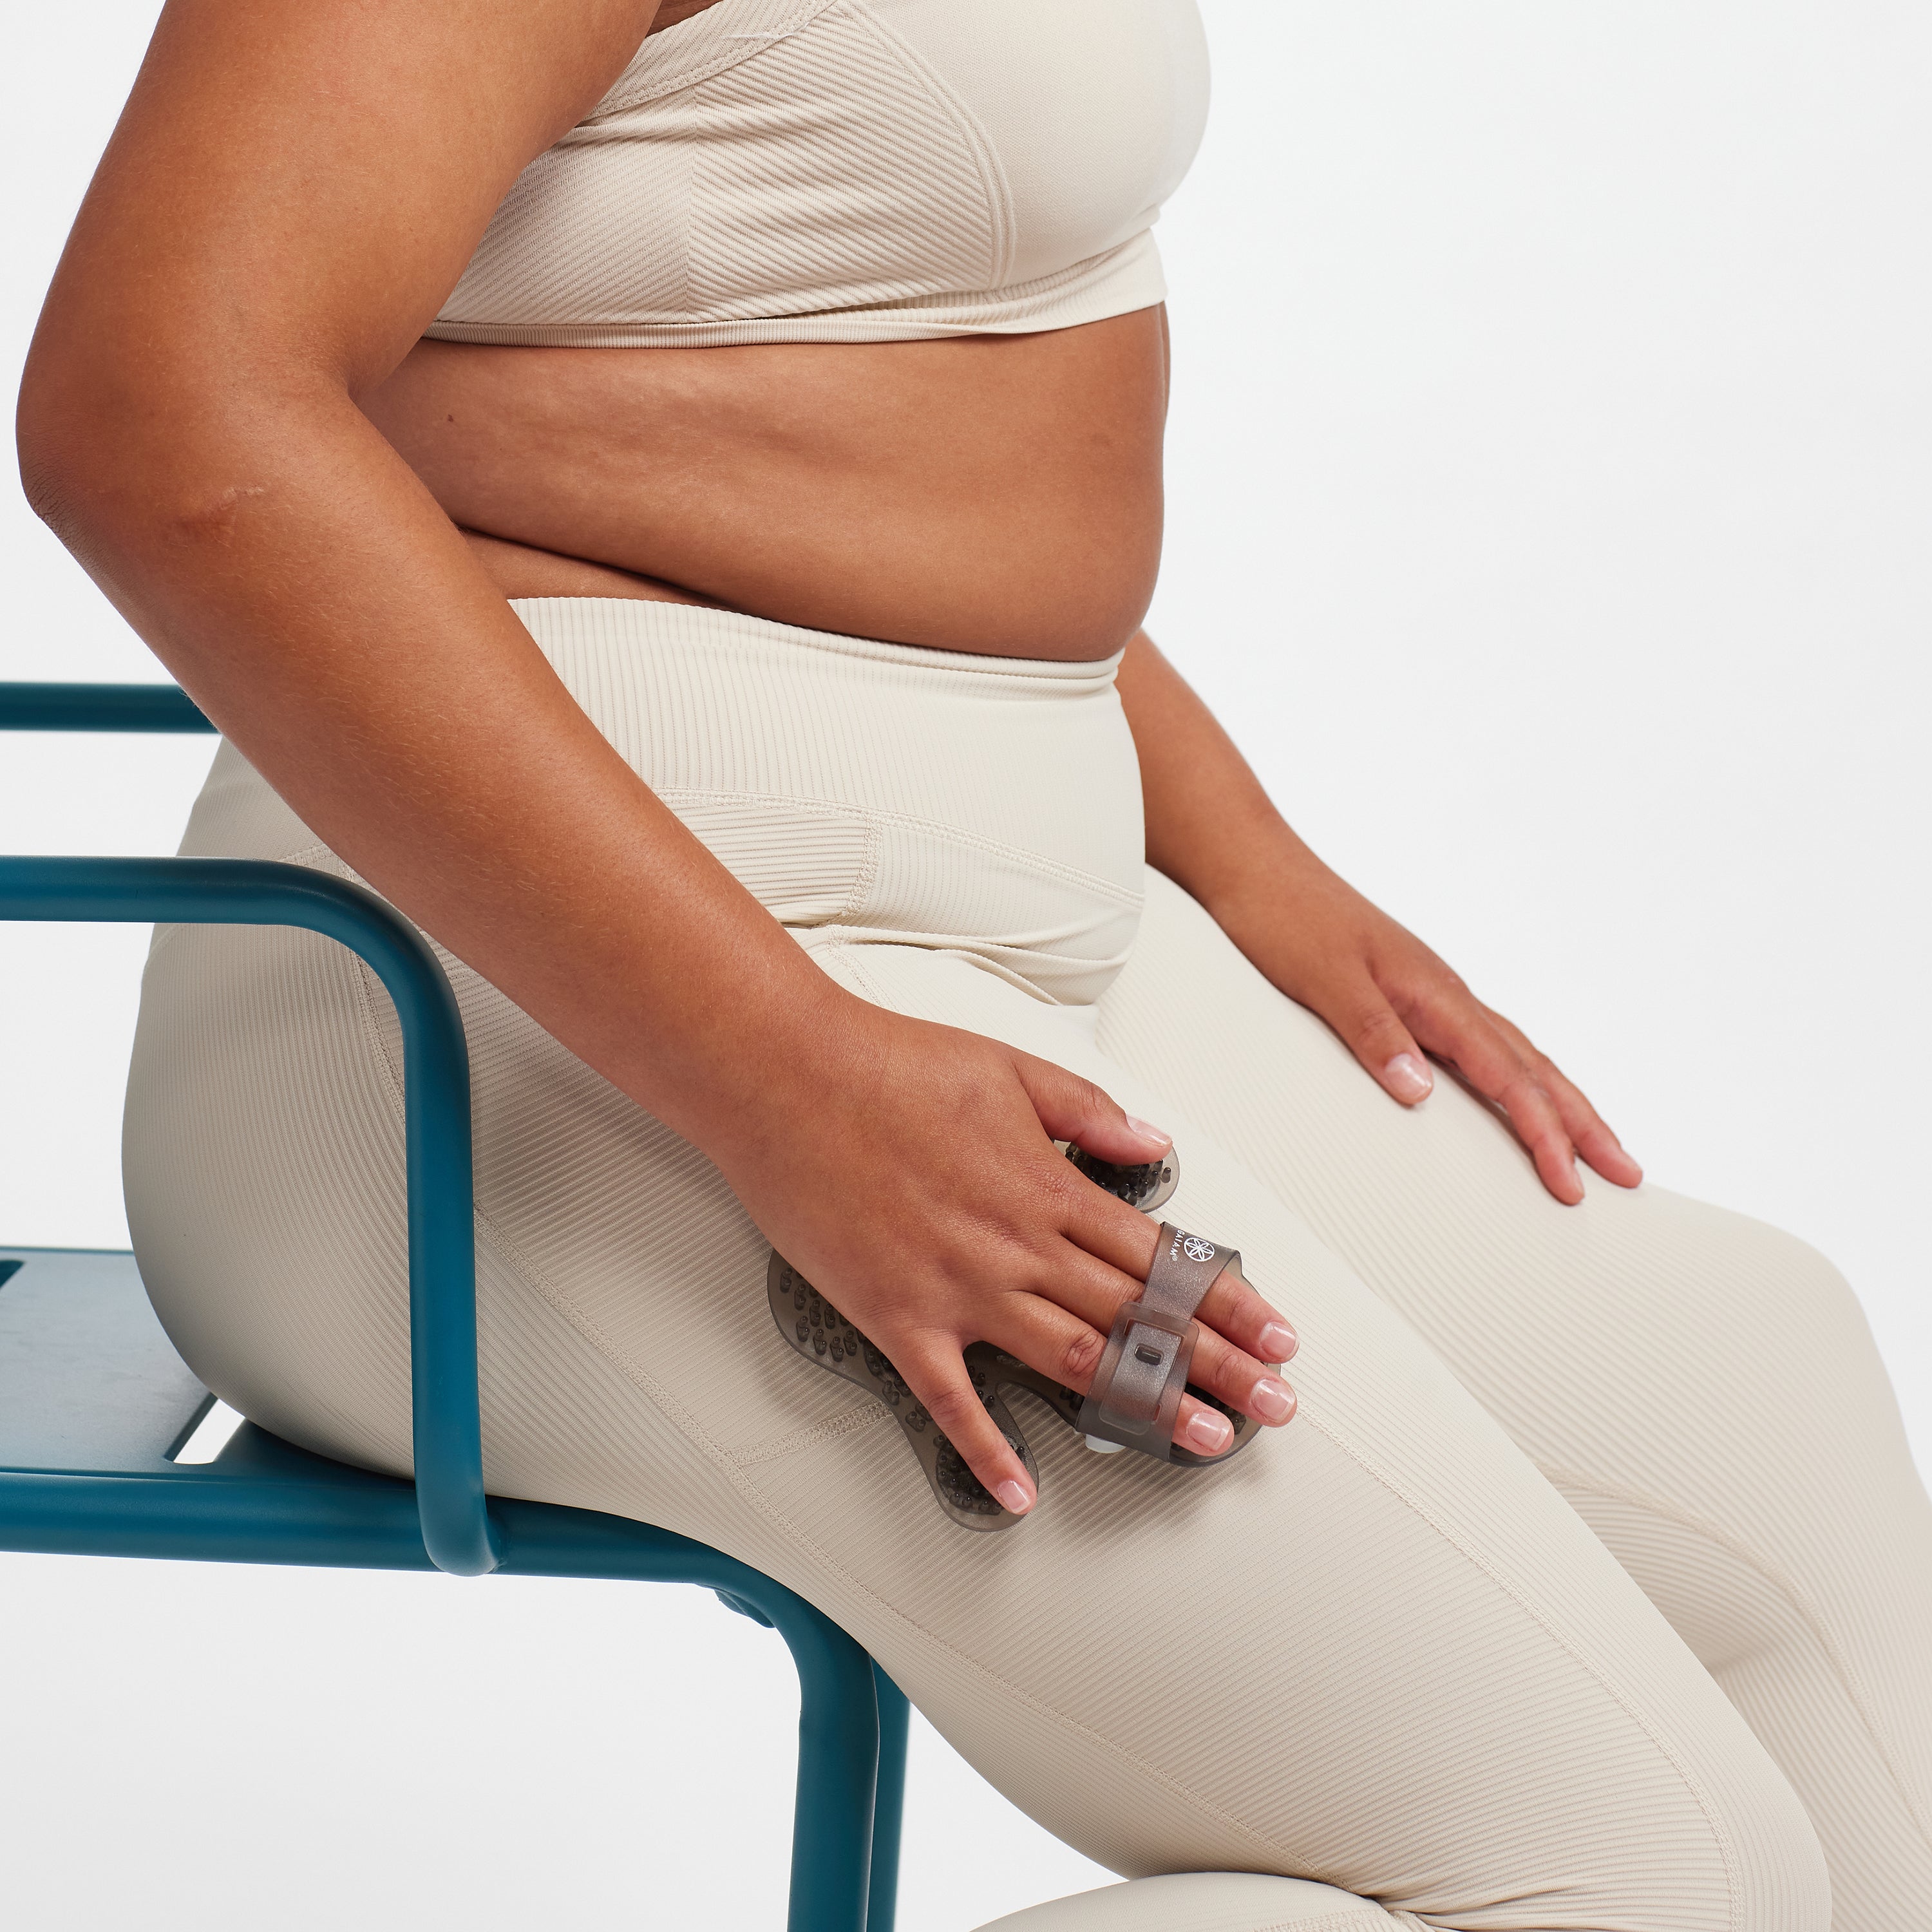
[1199,1255,1299,1364]
[1010,1051,1173,1168]
[999,1252,1298,1426]
[990,1297,1296,1459]
[1057,1193,1298,1363]
[1325,975,1435,1105]
[1184,1321,1298,1432]
[1411,1005,1586,1204]
[894,1339,1037,1515]
[1575,1119,1643,1188]
[1481,1012,1643,1189]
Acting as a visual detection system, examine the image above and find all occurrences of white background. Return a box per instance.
[2,1,1926,1925]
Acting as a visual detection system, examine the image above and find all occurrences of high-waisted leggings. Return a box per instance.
[124,600,1932,1932]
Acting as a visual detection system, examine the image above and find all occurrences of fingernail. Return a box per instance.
[1258,1320,1298,1361]
[1125,1115,1172,1149]
[994,1479,1034,1515]
[1184,1410,1233,1454]
[1249,1377,1295,1423]
[1384,1053,1433,1102]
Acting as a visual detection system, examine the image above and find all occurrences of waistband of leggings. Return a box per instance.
[507,596,1126,691]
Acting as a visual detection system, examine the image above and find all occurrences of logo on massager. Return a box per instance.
[1181,1234,1216,1264]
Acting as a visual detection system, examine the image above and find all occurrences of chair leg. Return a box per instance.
[867,1662,911,1932]
[768,1594,882,1932]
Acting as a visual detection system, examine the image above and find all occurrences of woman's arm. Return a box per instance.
[17,0,1298,1508]
[1115,632,1643,1204]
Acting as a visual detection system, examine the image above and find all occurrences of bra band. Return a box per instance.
[1076,1223,1237,1459]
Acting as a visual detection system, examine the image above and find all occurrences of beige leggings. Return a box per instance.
[124,600,1932,1932]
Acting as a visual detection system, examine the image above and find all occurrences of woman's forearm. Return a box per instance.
[1115,630,1328,919]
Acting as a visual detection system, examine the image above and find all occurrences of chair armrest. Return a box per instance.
[0,853,499,1577]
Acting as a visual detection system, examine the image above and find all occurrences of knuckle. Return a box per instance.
[1035,1157,1086,1218]
[1406,965,1469,1011]
[1057,1325,1106,1388]
[1497,1068,1549,1110]
[1349,1008,1403,1053]
[1185,1331,1233,1393]
[1075,1076,1119,1128]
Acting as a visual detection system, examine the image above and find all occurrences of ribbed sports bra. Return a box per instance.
[428,0,1210,348]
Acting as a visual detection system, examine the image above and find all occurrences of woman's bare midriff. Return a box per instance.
[359,306,1169,663]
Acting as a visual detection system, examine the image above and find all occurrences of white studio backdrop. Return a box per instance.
[1,1,1926,1926]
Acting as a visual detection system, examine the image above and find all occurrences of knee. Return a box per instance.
[971,1871,1391,1931]
[1746,1222,1868,1347]
[1736,1776,1835,1932]
[1655,1195,1884,1407]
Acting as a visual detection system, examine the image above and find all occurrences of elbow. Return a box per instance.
[17,332,327,572]
[15,355,89,540]
[15,335,156,558]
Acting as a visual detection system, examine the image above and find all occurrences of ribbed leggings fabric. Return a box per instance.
[124,600,1932,1932]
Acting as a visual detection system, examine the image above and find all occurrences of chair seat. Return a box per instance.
[0,1247,211,1473]
[0,1244,806,1591]
[0,1244,494,1569]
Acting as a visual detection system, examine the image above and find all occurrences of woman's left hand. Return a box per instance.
[1215,851,1643,1206]
[1115,629,1642,1207]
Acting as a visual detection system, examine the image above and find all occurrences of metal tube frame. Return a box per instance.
[0,852,498,1577]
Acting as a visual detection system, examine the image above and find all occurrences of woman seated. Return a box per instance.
[18,1,1929,1926]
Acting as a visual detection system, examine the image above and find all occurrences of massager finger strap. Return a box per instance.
[1075,1224,1236,1460]
[976,1347,1257,1469]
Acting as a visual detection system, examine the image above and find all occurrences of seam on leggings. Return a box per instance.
[334,937,1736,1923]
[848,816,884,923]
[818,941,895,1012]
[654,787,1147,913]
[815,934,1083,1012]
[1301,1414,1746,1932]
[1546,1461,1932,1860]
[728,1403,895,1468]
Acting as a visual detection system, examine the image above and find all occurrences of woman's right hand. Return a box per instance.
[712,995,1301,1513]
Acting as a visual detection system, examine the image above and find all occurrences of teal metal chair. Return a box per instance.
[0,681,909,1932]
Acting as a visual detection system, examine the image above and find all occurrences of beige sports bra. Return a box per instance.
[428,0,1211,348]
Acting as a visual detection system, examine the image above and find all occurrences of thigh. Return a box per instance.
[1097,867,1932,1927]
[127,907,1824,1931]
[782,941,1819,1929]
